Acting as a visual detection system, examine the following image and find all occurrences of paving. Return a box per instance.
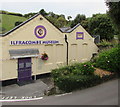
[1,77,54,100]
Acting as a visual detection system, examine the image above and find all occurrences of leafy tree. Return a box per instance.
[81,18,90,33]
[56,16,67,28]
[88,14,114,41]
[47,12,55,17]
[60,14,65,19]
[46,16,57,26]
[106,1,120,41]
[71,14,86,28]
[46,12,68,28]
[39,9,48,16]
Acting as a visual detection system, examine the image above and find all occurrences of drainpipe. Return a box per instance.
[65,34,69,65]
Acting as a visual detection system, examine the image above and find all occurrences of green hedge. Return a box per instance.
[55,74,101,92]
[93,45,120,74]
[0,10,23,17]
[52,62,95,80]
[51,62,101,92]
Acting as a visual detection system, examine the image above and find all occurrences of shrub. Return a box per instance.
[77,62,95,75]
[93,45,120,74]
[15,21,23,26]
[97,39,113,47]
[0,10,8,14]
[8,12,23,17]
[52,62,95,81]
[51,62,100,92]
[55,74,101,92]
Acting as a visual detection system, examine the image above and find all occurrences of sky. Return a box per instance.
[0,0,108,19]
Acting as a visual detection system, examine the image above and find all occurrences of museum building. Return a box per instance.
[0,13,98,83]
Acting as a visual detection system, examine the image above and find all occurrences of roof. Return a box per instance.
[59,23,81,33]
[59,27,71,32]
[0,13,81,37]
[65,23,81,33]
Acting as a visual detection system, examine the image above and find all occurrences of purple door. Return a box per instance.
[18,57,32,82]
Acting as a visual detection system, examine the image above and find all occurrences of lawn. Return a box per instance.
[0,14,27,34]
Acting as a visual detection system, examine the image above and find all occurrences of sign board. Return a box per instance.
[10,40,59,45]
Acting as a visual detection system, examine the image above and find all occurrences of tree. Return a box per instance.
[46,16,57,26]
[88,14,114,41]
[60,14,65,19]
[39,9,48,16]
[71,14,86,28]
[106,1,120,41]
[56,16,67,28]
[67,16,72,21]
[81,19,90,33]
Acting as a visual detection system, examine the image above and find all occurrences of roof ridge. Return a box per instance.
[0,13,39,37]
[0,14,81,37]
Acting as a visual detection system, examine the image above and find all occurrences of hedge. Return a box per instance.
[55,74,102,92]
[51,62,101,92]
[52,62,95,80]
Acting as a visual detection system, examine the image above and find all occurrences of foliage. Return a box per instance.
[0,10,23,17]
[67,16,72,21]
[0,10,8,14]
[55,74,101,92]
[51,62,100,92]
[88,14,114,41]
[81,18,90,33]
[23,12,37,18]
[41,52,49,60]
[46,15,67,28]
[97,39,114,47]
[70,14,86,28]
[15,21,23,26]
[1,9,117,40]
[52,62,95,79]
[56,17,67,28]
[39,9,48,16]
[106,2,120,33]
[93,45,120,74]
[8,12,23,17]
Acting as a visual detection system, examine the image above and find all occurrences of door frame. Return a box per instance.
[17,57,32,82]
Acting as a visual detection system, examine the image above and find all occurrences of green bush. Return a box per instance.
[51,62,100,92]
[55,74,101,92]
[97,39,113,47]
[93,45,120,74]
[15,21,23,26]
[52,62,95,81]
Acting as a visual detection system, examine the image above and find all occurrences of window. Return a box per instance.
[26,62,31,68]
[76,32,84,39]
[19,63,24,69]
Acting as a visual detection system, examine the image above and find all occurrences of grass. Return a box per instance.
[0,14,27,34]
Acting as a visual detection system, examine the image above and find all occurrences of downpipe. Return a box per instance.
[65,34,69,65]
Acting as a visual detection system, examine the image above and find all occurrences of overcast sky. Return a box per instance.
[0,0,108,19]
